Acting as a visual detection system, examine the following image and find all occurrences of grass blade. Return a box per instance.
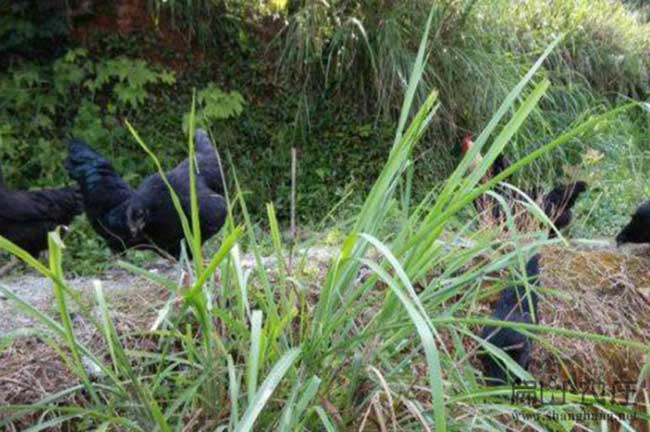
[235,348,301,432]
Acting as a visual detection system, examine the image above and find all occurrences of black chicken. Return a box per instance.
[125,130,226,258]
[616,200,650,246]
[0,165,83,257]
[65,131,226,258]
[540,181,587,235]
[461,135,587,235]
[479,254,540,385]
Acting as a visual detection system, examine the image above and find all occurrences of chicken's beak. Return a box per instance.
[129,219,145,237]
[126,210,144,237]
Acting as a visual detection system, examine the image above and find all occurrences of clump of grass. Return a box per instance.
[1,26,649,431]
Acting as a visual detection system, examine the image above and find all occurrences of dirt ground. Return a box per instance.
[0,246,340,336]
[0,259,178,336]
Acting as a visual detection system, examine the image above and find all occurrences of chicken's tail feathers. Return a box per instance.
[545,181,587,211]
[194,129,213,153]
[66,138,103,162]
[193,129,225,194]
[65,138,130,195]
[65,139,105,178]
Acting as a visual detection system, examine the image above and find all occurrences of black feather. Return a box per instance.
[616,200,650,246]
[126,130,227,258]
[65,138,144,252]
[66,133,227,258]
[542,181,588,233]
[491,154,510,177]
[479,254,540,385]
[477,154,587,234]
[0,172,83,257]
[193,129,225,195]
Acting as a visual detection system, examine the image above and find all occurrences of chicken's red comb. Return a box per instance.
[460,134,474,155]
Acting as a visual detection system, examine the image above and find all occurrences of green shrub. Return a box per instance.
[0,0,69,62]
[0,48,175,186]
[183,83,245,132]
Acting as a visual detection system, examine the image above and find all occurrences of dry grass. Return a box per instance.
[532,245,650,386]
[0,281,170,410]
[0,338,79,408]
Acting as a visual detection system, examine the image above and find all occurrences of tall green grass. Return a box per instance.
[276,0,650,188]
[0,20,648,432]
